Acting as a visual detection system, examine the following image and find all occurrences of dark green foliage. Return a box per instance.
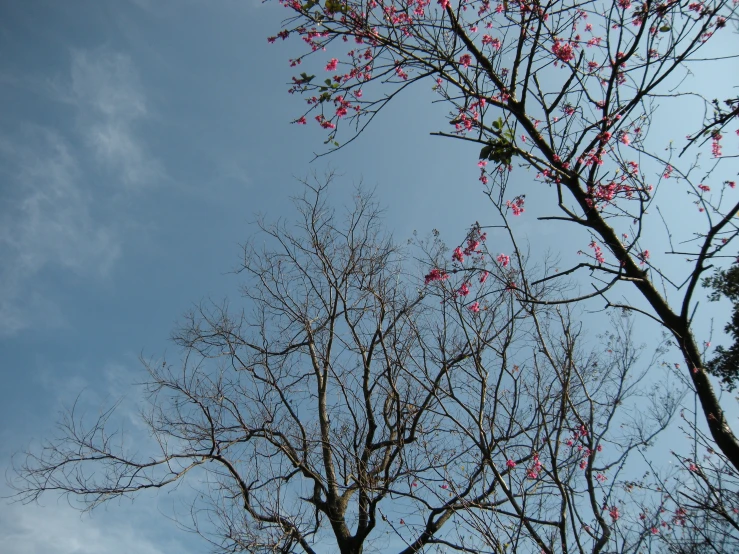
[703,263,739,390]
[479,118,518,166]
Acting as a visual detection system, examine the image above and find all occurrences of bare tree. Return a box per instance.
[11,176,686,553]
[272,0,739,472]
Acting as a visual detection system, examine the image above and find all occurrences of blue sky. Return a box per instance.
[0,2,498,551]
[1,1,737,553]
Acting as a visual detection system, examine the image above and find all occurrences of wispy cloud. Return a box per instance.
[69,49,163,188]
[0,49,163,336]
[0,497,196,554]
[0,128,121,335]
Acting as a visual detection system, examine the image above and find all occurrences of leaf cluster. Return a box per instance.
[479,118,517,166]
[703,263,739,391]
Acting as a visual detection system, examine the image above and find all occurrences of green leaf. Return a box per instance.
[659,25,671,32]
[480,144,494,160]
[325,0,347,12]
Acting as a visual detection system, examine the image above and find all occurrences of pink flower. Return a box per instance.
[459,54,473,68]
[468,301,481,313]
[457,282,471,297]
[620,132,630,146]
[552,40,575,64]
[526,453,542,479]
[479,271,489,284]
[452,247,465,263]
[295,116,307,125]
[589,241,605,264]
[326,58,339,71]
[711,132,722,157]
[609,506,620,521]
[497,253,511,267]
[482,35,502,50]
[506,196,525,216]
[698,184,710,192]
[506,459,516,468]
[424,268,449,285]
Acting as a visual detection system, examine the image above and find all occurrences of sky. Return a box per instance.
[0,1,737,553]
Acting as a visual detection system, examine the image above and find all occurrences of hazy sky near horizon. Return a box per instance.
[1,1,737,553]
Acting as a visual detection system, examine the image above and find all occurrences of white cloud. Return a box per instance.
[0,49,163,335]
[69,49,163,188]
[0,128,121,335]
[0,496,195,554]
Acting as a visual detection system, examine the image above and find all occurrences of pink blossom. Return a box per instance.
[497,253,511,267]
[452,247,465,263]
[459,54,472,68]
[552,40,575,64]
[609,506,620,521]
[468,301,481,313]
[526,453,542,479]
[295,116,307,125]
[698,184,710,192]
[711,132,722,157]
[506,196,525,216]
[479,271,489,284]
[424,268,449,285]
[506,459,516,468]
[326,58,339,71]
[457,282,471,297]
[482,35,501,50]
[589,241,605,264]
